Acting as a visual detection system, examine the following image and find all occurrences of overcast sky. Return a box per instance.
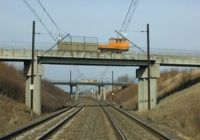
[0,0,200,91]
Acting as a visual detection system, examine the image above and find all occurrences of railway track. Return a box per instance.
[98,100,173,140]
[0,101,86,140]
[99,102,127,140]
[48,99,119,140]
[0,99,174,140]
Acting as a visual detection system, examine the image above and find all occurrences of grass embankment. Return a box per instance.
[144,69,200,139]
[106,85,138,110]
[107,69,200,110]
[0,62,70,136]
[106,69,200,139]
[143,83,200,139]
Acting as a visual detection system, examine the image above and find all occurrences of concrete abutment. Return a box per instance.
[136,63,160,111]
[24,60,43,115]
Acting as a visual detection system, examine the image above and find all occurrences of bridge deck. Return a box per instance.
[0,49,200,67]
[51,81,131,86]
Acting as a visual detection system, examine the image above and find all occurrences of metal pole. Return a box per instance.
[70,70,72,83]
[112,71,114,92]
[147,24,151,110]
[98,85,101,100]
[100,86,103,100]
[31,21,35,116]
[70,86,72,101]
[70,70,72,101]
[112,71,114,102]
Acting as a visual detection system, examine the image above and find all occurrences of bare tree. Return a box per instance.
[116,74,135,83]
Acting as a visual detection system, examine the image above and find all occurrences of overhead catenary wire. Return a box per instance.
[120,0,134,33]
[100,67,110,81]
[125,0,139,31]
[22,0,56,42]
[73,66,83,81]
[115,30,145,52]
[120,0,140,35]
[73,72,84,81]
[39,33,70,58]
[37,0,62,36]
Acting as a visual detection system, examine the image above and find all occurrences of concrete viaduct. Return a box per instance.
[51,80,131,101]
[0,48,200,115]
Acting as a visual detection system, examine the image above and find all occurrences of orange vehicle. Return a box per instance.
[98,38,130,52]
[97,0,140,53]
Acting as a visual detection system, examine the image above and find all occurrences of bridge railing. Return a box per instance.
[0,48,199,61]
[0,48,31,58]
[0,48,137,59]
[0,41,54,50]
[0,41,200,57]
[129,47,200,57]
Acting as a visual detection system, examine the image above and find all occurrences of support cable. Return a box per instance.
[100,67,109,82]
[39,33,70,57]
[115,30,145,52]
[120,0,140,34]
[124,0,139,33]
[37,0,62,36]
[22,0,56,41]
[120,0,134,33]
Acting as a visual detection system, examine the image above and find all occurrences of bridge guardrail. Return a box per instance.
[0,48,200,67]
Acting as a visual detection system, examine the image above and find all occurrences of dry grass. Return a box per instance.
[0,94,37,136]
[158,69,200,101]
[42,80,70,112]
[105,70,181,110]
[106,69,200,139]
[0,63,24,102]
[0,62,70,112]
[0,62,70,136]
[106,85,138,110]
[107,69,200,111]
[141,83,200,139]
[135,69,200,139]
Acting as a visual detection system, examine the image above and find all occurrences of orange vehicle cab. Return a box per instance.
[98,38,130,52]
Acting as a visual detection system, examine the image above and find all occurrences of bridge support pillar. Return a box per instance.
[25,75,31,108]
[24,60,43,115]
[69,85,73,101]
[100,86,103,100]
[93,91,95,99]
[92,89,96,99]
[75,85,79,101]
[98,85,101,100]
[93,90,96,99]
[102,87,106,100]
[136,63,160,111]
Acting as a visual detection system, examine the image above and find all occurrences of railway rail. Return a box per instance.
[98,101,127,140]
[0,99,174,140]
[99,100,173,140]
[0,101,86,140]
